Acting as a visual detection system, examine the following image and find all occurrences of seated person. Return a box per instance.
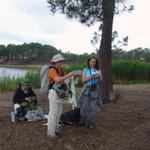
[12,79,37,120]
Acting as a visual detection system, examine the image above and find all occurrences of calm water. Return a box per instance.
[0,67,29,78]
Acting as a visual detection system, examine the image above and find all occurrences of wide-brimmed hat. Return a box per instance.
[51,54,65,63]
[22,79,31,86]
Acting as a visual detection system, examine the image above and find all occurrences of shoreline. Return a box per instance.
[0,64,41,69]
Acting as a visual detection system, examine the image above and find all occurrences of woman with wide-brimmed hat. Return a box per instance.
[47,54,75,140]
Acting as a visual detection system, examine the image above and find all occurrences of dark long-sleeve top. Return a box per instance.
[13,87,37,104]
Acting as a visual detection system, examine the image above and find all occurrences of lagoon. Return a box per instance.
[0,67,29,78]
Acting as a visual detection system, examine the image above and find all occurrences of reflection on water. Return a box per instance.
[0,67,28,78]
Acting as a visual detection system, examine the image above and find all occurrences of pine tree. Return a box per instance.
[47,0,133,103]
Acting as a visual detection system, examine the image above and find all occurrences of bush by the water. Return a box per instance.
[0,60,150,93]
[112,60,150,83]
[0,71,40,93]
[0,76,23,93]
[25,71,40,88]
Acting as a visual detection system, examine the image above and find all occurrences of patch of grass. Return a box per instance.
[112,60,150,84]
[25,71,40,88]
[113,88,123,104]
[0,76,23,93]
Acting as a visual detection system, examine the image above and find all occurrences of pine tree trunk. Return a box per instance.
[99,0,115,103]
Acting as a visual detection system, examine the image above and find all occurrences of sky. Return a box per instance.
[0,0,149,54]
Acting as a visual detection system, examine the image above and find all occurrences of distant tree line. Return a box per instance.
[0,43,95,64]
[0,42,150,64]
[112,47,150,62]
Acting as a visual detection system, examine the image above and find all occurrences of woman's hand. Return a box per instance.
[67,72,76,78]
[90,74,96,79]
[25,97,31,102]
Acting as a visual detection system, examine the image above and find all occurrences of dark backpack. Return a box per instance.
[60,108,80,125]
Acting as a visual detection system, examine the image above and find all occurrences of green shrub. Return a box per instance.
[25,71,40,88]
[112,60,150,84]
[0,76,23,93]
[113,88,123,104]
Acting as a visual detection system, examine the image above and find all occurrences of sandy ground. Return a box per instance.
[0,84,150,150]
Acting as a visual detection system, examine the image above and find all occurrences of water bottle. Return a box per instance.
[11,112,15,122]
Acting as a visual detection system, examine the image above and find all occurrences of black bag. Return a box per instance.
[60,108,80,125]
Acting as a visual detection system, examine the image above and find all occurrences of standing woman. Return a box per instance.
[47,54,75,140]
[77,57,103,128]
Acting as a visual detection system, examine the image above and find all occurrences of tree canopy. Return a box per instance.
[47,0,133,26]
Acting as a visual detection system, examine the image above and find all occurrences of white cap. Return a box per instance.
[51,54,65,62]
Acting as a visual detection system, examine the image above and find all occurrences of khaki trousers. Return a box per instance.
[47,89,63,136]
